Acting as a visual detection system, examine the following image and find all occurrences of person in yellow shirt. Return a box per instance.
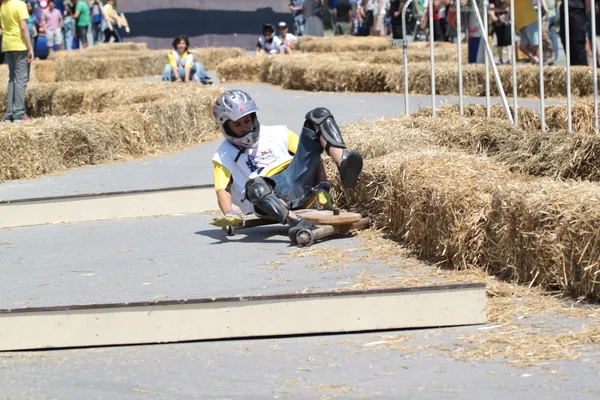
[514,0,540,63]
[161,34,211,84]
[0,0,34,122]
[211,90,364,245]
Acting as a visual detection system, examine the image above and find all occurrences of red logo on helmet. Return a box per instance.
[238,103,249,112]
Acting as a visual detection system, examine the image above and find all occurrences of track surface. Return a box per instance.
[0,79,597,399]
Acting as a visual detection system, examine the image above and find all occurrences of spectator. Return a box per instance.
[1,0,34,122]
[289,0,305,36]
[389,0,405,39]
[372,0,388,36]
[63,6,74,50]
[26,1,38,53]
[514,0,539,64]
[421,0,444,41]
[278,22,298,54]
[334,0,353,35]
[161,35,210,84]
[585,0,600,66]
[537,0,555,64]
[559,0,587,65]
[256,23,284,55]
[42,0,63,53]
[102,0,122,43]
[546,0,559,64]
[363,0,376,35]
[73,0,90,48]
[305,0,325,36]
[90,0,103,44]
[490,0,512,64]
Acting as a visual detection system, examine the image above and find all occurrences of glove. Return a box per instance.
[210,210,244,227]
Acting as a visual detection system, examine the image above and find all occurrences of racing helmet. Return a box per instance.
[262,23,275,41]
[213,90,260,149]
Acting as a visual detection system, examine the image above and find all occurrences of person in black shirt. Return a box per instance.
[334,0,353,35]
[389,0,405,39]
[560,0,588,65]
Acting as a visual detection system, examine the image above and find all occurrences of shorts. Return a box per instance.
[520,20,539,47]
[271,127,322,210]
[46,29,63,47]
[76,25,89,45]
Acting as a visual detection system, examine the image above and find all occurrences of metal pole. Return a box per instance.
[592,0,599,133]
[484,0,491,117]
[456,0,464,115]
[564,0,572,132]
[429,0,436,116]
[537,0,545,130]
[470,0,514,122]
[402,0,415,116]
[510,0,518,125]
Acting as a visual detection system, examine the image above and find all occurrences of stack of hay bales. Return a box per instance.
[217,36,596,99]
[21,43,247,83]
[0,81,223,182]
[327,115,600,300]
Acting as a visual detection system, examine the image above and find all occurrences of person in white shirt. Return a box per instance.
[277,22,298,54]
[256,23,284,55]
[210,90,364,244]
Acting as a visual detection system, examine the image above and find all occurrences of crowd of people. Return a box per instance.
[289,0,599,66]
[2,0,128,58]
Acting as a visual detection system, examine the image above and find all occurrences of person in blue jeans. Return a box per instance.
[210,90,364,244]
[546,0,559,63]
[161,35,211,84]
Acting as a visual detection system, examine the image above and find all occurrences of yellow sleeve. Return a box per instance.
[167,53,177,68]
[287,129,299,154]
[18,2,29,20]
[213,161,233,192]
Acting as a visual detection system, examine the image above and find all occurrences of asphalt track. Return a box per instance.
[0,77,597,400]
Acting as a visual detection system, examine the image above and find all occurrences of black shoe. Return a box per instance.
[338,149,363,189]
[288,217,318,245]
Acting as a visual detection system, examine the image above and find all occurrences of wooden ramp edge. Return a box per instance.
[0,185,218,228]
[0,283,487,351]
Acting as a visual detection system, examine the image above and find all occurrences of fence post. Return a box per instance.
[537,0,545,130]
[456,0,464,115]
[429,0,436,117]
[401,0,415,116]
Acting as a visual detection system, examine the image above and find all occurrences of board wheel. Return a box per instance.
[296,229,315,247]
[223,225,237,236]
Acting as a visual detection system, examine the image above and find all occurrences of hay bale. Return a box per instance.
[0,85,223,182]
[330,140,600,299]
[342,114,600,182]
[485,180,600,298]
[297,35,393,52]
[216,57,264,83]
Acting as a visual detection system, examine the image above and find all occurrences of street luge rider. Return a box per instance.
[211,90,364,244]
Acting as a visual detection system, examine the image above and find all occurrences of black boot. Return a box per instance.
[338,149,363,189]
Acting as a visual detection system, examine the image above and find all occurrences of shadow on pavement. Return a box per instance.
[195,225,291,245]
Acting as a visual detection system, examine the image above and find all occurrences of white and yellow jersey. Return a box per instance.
[168,50,194,69]
[212,125,300,214]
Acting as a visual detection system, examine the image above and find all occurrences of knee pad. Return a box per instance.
[244,177,289,224]
[304,107,346,151]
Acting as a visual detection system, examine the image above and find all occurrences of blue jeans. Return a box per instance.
[162,62,208,82]
[548,16,559,62]
[271,127,322,209]
[294,18,305,36]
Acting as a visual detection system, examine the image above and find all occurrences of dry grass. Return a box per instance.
[290,231,599,367]
[0,83,223,182]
